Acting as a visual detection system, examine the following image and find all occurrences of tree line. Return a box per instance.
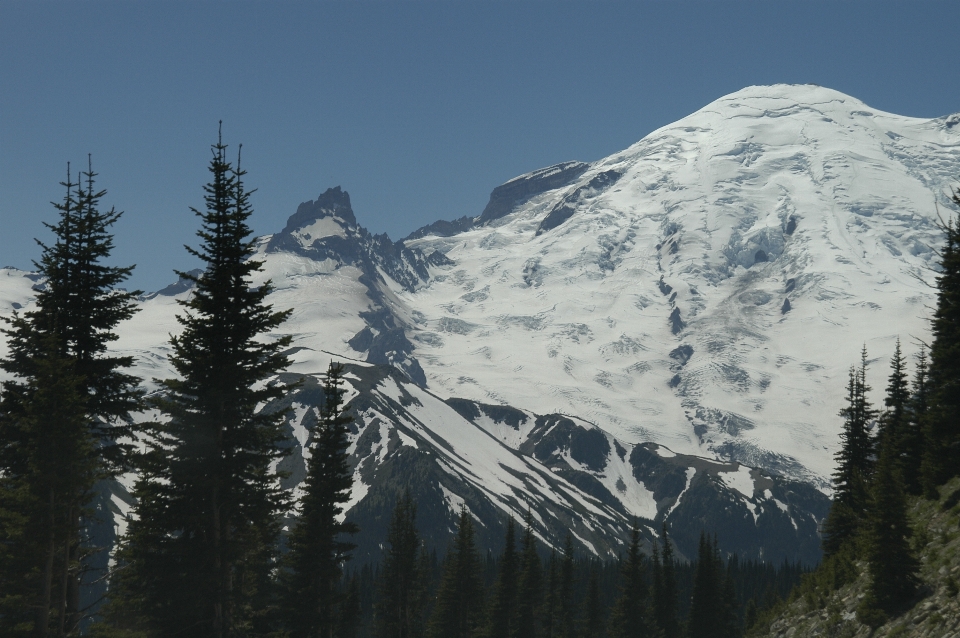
[0,130,360,637]
[342,496,804,638]
[801,184,960,628]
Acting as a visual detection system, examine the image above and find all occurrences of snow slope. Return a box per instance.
[400,84,960,485]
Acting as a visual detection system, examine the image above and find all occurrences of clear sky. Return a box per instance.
[2,1,958,292]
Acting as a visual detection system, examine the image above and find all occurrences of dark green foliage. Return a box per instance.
[428,507,485,638]
[113,132,292,637]
[864,444,919,615]
[554,533,574,638]
[0,162,140,636]
[377,492,428,638]
[687,534,739,638]
[608,524,656,638]
[0,340,90,636]
[879,339,909,454]
[822,349,876,556]
[487,519,518,638]
[580,562,605,638]
[652,525,680,638]
[284,361,360,637]
[922,198,960,494]
[542,551,560,638]
[901,347,928,495]
[515,519,543,638]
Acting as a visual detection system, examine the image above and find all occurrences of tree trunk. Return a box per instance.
[38,487,56,638]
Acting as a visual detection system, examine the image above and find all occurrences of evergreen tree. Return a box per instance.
[686,533,719,638]
[284,361,359,638]
[580,562,604,638]
[556,533,574,638]
[822,349,876,555]
[377,492,427,638]
[609,524,656,638]
[114,131,292,637]
[428,507,485,638]
[542,551,560,638]
[652,525,680,638]
[0,338,90,636]
[0,161,140,636]
[921,197,960,494]
[900,347,928,495]
[864,443,919,615]
[514,518,543,638]
[339,576,363,638]
[487,518,518,638]
[879,339,909,454]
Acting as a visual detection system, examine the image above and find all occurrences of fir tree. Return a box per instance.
[487,518,518,638]
[686,533,719,638]
[515,518,543,638]
[864,443,919,615]
[283,361,359,638]
[580,562,605,638]
[377,492,427,638]
[0,161,140,636]
[609,524,656,638]
[542,550,560,638]
[653,525,680,638]
[822,349,876,556]
[428,507,485,638]
[114,130,292,637]
[901,347,928,495]
[556,533,575,638]
[878,339,909,454]
[921,196,960,494]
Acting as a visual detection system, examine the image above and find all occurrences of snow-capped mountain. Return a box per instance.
[2,84,957,565]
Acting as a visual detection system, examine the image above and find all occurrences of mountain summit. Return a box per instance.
[1,84,957,564]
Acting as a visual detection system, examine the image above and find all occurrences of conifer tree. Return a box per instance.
[653,525,680,638]
[609,524,656,638]
[879,339,909,454]
[0,161,140,636]
[556,533,575,638]
[284,361,359,638]
[115,131,292,637]
[377,492,427,638]
[487,518,518,638]
[921,195,960,494]
[428,507,485,638]
[864,442,919,615]
[581,562,605,638]
[822,349,876,555]
[901,347,928,495]
[542,550,560,638]
[686,533,719,638]
[515,517,543,638]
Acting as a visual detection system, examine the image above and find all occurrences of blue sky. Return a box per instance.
[1,1,958,292]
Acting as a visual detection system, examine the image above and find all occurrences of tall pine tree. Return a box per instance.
[901,347,928,495]
[428,507,485,638]
[609,524,656,638]
[115,130,292,637]
[863,439,919,617]
[0,161,140,636]
[283,361,359,638]
[921,195,960,494]
[377,492,428,638]
[515,518,543,638]
[487,518,518,638]
[822,348,876,556]
[652,524,680,638]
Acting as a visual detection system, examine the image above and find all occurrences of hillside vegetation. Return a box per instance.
[750,477,960,637]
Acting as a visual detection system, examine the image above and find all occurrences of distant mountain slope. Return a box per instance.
[1,84,957,566]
